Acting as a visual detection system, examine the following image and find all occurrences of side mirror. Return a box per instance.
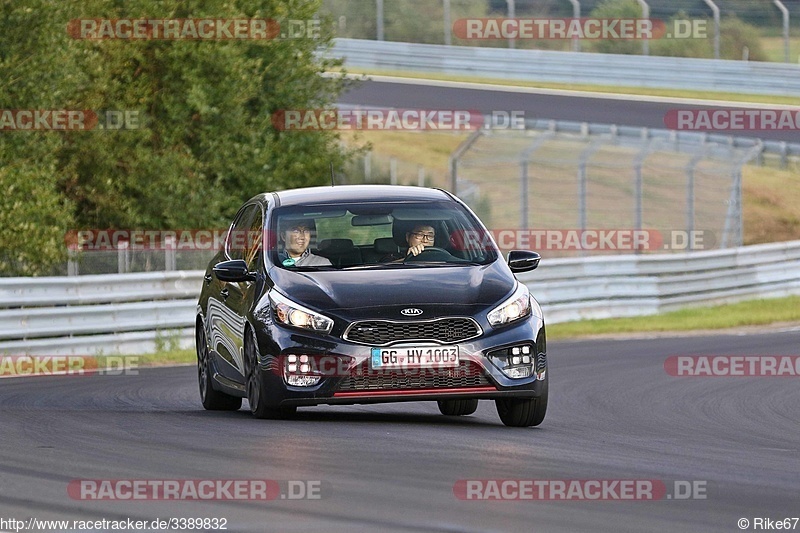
[213,259,257,282]
[507,250,541,273]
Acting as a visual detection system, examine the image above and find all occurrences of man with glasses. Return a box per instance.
[277,219,332,267]
[405,224,437,258]
[381,223,437,262]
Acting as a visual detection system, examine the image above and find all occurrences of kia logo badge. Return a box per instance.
[401,308,423,316]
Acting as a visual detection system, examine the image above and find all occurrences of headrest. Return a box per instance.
[317,238,355,255]
[374,237,399,255]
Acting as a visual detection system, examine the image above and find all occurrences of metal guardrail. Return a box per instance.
[3,240,800,356]
[329,38,800,97]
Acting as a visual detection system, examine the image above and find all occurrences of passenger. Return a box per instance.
[277,220,331,267]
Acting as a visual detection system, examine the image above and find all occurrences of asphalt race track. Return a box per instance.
[2,330,799,533]
[338,79,798,143]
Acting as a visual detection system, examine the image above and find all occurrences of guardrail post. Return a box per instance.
[67,250,79,276]
[443,0,452,46]
[117,240,129,274]
[165,235,176,271]
[566,0,581,52]
[773,0,790,63]
[376,0,384,41]
[636,0,650,55]
[703,0,720,59]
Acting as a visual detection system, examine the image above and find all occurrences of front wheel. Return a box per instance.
[244,329,297,420]
[196,324,242,411]
[495,376,548,427]
[437,399,479,416]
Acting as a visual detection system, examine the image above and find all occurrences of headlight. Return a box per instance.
[487,283,531,327]
[269,291,333,334]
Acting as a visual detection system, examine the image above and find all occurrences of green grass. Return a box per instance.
[126,296,800,366]
[760,36,800,64]
[547,295,800,340]
[339,68,800,106]
[136,348,195,366]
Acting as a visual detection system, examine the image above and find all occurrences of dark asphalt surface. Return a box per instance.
[338,79,800,143]
[2,330,799,532]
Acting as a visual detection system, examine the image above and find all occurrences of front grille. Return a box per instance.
[344,318,481,346]
[337,360,491,392]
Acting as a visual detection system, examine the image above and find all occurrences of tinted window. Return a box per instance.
[269,201,499,269]
[226,204,262,263]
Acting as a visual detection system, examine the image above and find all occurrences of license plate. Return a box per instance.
[371,346,459,369]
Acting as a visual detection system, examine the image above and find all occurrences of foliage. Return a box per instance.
[1,0,354,275]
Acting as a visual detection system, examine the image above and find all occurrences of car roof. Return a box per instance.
[268,185,454,207]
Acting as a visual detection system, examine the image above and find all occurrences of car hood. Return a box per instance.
[267,261,516,320]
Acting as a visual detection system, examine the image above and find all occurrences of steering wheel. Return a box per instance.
[404,246,452,262]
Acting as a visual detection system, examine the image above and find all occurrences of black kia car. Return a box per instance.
[196,185,547,426]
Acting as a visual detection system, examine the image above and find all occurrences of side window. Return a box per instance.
[226,204,261,262]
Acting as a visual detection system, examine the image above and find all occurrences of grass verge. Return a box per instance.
[547,295,800,340]
[130,296,800,367]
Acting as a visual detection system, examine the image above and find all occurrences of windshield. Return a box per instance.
[268,201,499,270]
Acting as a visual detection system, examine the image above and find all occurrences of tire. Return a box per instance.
[197,323,242,411]
[495,376,548,427]
[437,399,479,416]
[244,329,297,420]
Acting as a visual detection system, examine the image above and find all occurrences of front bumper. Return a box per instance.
[253,314,547,408]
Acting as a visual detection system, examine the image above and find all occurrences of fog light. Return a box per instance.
[283,354,321,387]
[486,343,537,380]
[506,366,531,379]
[286,375,321,387]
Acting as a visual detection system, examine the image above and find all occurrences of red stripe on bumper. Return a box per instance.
[333,386,497,398]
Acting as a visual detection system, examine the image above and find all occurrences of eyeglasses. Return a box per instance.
[287,228,311,236]
[410,232,435,242]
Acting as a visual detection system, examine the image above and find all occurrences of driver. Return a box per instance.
[405,224,436,258]
[381,224,436,261]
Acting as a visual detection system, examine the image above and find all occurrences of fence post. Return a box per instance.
[443,0,452,46]
[506,0,515,49]
[449,128,483,193]
[703,0,720,59]
[376,0,384,41]
[566,0,581,52]
[418,165,426,187]
[519,130,556,230]
[636,0,649,56]
[685,150,707,251]
[390,157,397,185]
[364,152,372,182]
[773,0,790,63]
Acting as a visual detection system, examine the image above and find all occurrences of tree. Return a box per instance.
[1,0,355,275]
